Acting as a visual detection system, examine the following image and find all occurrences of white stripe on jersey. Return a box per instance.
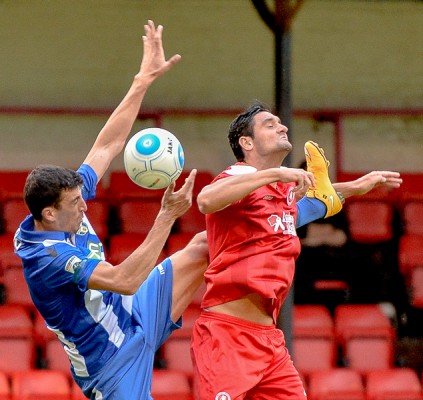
[84,290,125,348]
[121,295,133,315]
[49,327,90,378]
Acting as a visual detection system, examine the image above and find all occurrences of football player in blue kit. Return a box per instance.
[14,20,209,399]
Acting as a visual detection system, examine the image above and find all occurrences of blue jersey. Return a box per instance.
[14,164,179,399]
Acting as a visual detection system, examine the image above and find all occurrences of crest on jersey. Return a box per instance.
[215,392,231,400]
[287,187,295,205]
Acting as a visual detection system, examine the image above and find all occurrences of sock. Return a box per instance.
[296,197,326,228]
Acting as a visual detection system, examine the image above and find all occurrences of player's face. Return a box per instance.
[252,111,292,156]
[54,187,87,234]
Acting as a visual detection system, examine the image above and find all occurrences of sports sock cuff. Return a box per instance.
[296,197,326,228]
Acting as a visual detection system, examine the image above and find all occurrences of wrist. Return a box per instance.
[336,191,346,204]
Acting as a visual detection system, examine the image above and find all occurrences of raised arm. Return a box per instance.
[197,167,315,214]
[333,171,402,199]
[83,20,181,182]
[88,170,197,294]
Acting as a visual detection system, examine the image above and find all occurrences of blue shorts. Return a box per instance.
[75,258,181,399]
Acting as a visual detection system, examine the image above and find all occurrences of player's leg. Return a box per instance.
[296,140,344,227]
[168,230,208,322]
[304,140,343,218]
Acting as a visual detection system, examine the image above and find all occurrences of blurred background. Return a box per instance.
[0,1,422,399]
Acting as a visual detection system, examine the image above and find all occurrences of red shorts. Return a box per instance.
[191,311,307,400]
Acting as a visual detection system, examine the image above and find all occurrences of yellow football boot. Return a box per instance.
[304,140,343,218]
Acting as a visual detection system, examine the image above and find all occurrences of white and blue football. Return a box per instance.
[124,127,184,189]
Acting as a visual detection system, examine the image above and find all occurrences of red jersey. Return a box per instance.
[201,164,301,321]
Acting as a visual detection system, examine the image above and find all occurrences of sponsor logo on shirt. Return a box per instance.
[76,224,89,236]
[157,264,165,275]
[65,255,82,274]
[46,247,58,257]
[268,212,297,235]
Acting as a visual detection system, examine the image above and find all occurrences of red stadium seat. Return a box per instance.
[0,234,20,281]
[0,371,10,400]
[108,170,165,202]
[174,170,214,196]
[176,205,206,235]
[365,368,422,400]
[10,370,70,400]
[2,265,34,311]
[33,310,56,360]
[108,233,147,264]
[108,233,167,265]
[345,201,394,244]
[45,339,72,377]
[398,234,423,279]
[161,337,194,378]
[307,368,366,400]
[0,304,33,338]
[85,199,110,243]
[293,305,337,377]
[293,305,334,337]
[118,200,162,235]
[166,232,195,255]
[0,339,36,373]
[151,369,193,400]
[161,307,201,378]
[334,304,395,373]
[1,199,30,235]
[0,304,35,373]
[169,305,201,339]
[0,170,29,201]
[400,200,423,236]
[410,266,423,308]
[70,380,87,400]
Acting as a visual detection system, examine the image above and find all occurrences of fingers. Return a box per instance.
[177,169,197,195]
[293,171,313,193]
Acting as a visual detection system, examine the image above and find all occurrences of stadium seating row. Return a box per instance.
[0,303,397,376]
[0,366,422,400]
[0,368,194,400]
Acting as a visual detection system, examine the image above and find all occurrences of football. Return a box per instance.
[124,127,184,189]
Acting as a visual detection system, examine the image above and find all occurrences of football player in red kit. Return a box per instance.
[191,101,402,400]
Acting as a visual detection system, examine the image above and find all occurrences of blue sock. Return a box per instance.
[296,197,326,228]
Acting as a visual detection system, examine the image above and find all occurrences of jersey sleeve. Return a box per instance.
[77,164,99,201]
[37,243,101,293]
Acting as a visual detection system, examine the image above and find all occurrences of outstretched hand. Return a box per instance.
[353,171,403,196]
[159,169,197,221]
[137,20,181,84]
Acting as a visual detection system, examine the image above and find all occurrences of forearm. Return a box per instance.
[332,181,360,199]
[83,76,151,178]
[97,76,150,148]
[197,169,282,214]
[88,210,175,294]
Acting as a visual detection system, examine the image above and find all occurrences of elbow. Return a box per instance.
[197,194,212,214]
[119,276,139,295]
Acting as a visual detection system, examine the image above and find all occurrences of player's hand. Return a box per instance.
[159,169,197,221]
[353,171,402,196]
[137,20,181,84]
[278,167,316,195]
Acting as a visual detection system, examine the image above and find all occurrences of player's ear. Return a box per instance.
[239,136,253,151]
[41,206,56,223]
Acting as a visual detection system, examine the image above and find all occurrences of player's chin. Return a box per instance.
[279,140,292,152]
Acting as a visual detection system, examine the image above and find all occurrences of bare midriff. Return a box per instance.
[206,293,274,325]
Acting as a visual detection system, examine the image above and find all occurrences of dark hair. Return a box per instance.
[228,101,271,161]
[24,165,84,221]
